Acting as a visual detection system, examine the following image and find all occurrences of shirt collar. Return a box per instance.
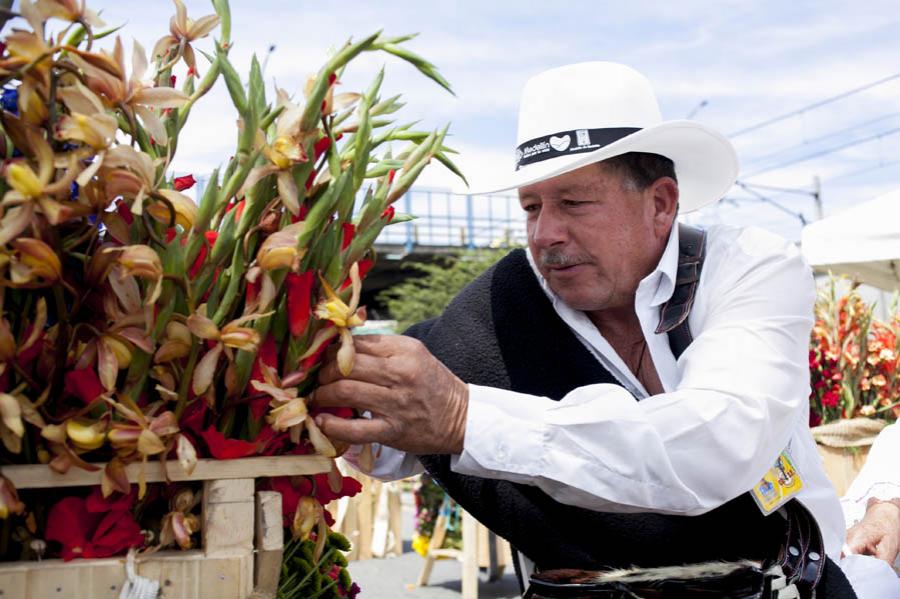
[525,222,681,310]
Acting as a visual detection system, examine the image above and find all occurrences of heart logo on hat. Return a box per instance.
[549,135,571,152]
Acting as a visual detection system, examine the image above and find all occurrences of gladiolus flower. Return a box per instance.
[286,271,314,337]
[173,174,196,191]
[176,434,198,475]
[161,510,200,550]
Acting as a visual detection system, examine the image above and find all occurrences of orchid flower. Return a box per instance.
[313,262,365,376]
[34,0,105,28]
[0,129,80,246]
[188,305,268,396]
[71,37,189,145]
[239,91,311,216]
[151,0,220,73]
[0,476,25,519]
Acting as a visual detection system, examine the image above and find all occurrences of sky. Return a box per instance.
[49,0,900,241]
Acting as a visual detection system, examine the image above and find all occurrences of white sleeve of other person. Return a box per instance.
[345,225,846,562]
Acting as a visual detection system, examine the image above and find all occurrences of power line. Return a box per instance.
[742,111,900,167]
[727,71,900,138]
[729,183,809,225]
[741,126,900,178]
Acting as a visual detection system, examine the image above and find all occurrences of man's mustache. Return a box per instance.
[539,250,590,268]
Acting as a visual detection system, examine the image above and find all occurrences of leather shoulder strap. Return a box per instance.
[655,223,707,360]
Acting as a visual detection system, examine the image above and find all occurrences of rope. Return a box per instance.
[811,417,887,448]
[118,548,160,599]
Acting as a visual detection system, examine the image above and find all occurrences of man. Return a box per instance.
[314,62,856,596]
[840,423,900,598]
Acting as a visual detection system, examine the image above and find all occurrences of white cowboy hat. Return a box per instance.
[468,62,738,213]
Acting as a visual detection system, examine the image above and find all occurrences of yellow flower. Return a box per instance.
[257,223,306,271]
[10,238,62,283]
[314,262,365,375]
[0,476,25,520]
[0,130,80,245]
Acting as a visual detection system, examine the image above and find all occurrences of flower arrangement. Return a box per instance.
[0,0,458,593]
[412,474,461,557]
[809,277,899,426]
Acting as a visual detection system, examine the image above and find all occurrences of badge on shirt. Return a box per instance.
[750,449,804,515]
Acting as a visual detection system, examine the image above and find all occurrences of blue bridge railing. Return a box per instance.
[375,188,526,252]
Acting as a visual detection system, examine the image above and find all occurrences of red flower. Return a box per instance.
[170,75,177,86]
[388,169,396,184]
[305,169,317,191]
[189,231,218,279]
[268,476,313,521]
[173,174,196,191]
[313,137,331,160]
[198,426,276,459]
[286,271,315,337]
[46,494,143,561]
[821,389,840,408]
[808,409,822,428]
[225,198,246,222]
[313,473,362,504]
[64,368,105,405]
[381,205,395,223]
[339,258,373,291]
[341,223,355,251]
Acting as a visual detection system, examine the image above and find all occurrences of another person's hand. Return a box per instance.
[845,498,900,563]
[313,335,468,455]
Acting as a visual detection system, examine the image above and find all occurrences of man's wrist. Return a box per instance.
[449,378,469,455]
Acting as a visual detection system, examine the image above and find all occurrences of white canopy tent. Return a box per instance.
[801,188,900,291]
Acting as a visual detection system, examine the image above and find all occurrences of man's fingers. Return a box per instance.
[315,413,391,446]
[318,352,392,385]
[313,378,392,413]
[874,538,899,563]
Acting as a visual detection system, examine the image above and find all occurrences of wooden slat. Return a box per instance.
[0,551,253,599]
[1,455,333,490]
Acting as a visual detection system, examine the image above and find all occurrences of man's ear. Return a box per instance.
[649,177,679,238]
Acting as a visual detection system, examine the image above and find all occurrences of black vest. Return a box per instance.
[407,248,786,570]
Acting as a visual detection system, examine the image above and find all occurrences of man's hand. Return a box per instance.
[312,335,469,455]
[845,498,900,563]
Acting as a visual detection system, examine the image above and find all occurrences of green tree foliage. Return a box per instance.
[377,249,511,331]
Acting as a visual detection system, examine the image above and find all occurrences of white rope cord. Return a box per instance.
[118,548,160,599]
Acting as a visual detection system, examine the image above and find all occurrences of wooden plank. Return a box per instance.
[0,551,252,599]
[1,455,332,489]
[203,479,255,558]
[461,510,479,599]
[254,491,284,597]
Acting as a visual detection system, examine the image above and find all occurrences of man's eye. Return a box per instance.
[522,204,539,212]
[562,199,588,207]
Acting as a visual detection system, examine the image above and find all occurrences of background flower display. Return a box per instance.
[0,0,459,595]
[809,277,899,426]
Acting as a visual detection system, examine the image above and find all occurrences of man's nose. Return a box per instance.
[530,208,567,248]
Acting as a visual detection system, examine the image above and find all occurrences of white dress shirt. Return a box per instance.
[345,223,846,563]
